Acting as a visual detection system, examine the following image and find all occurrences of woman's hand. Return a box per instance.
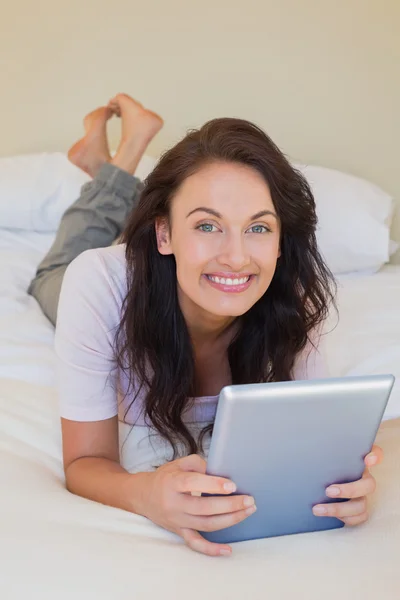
[140,454,256,557]
[312,445,384,525]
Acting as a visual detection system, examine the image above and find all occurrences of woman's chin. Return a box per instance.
[200,301,254,319]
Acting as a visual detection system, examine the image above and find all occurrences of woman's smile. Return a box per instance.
[203,273,255,293]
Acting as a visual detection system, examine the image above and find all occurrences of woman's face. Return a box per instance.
[156,161,281,324]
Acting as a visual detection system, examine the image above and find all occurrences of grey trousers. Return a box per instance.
[28,163,144,326]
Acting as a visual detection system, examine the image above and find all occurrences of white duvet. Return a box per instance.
[0,229,400,600]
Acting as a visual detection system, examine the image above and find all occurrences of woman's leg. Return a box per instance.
[28,94,163,326]
[28,162,144,325]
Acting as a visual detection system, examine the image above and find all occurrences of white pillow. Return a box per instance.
[0,152,396,275]
[0,152,157,233]
[294,163,396,274]
[0,153,90,232]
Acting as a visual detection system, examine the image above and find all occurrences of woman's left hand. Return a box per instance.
[312,445,384,526]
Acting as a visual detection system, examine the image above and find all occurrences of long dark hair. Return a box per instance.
[116,117,337,457]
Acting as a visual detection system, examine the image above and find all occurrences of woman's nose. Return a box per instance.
[218,234,250,270]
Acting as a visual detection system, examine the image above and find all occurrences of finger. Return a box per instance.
[362,467,371,478]
[175,472,237,495]
[313,497,367,518]
[177,454,207,474]
[181,528,232,557]
[184,494,255,516]
[341,512,369,526]
[186,505,257,532]
[325,472,376,499]
[175,455,237,495]
[365,445,384,467]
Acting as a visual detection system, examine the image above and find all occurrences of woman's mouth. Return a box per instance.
[204,274,254,293]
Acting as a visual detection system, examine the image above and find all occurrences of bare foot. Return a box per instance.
[67,107,113,177]
[108,93,163,174]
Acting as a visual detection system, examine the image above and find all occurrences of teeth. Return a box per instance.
[208,275,250,286]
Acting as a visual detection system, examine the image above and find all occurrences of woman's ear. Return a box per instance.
[155,217,173,255]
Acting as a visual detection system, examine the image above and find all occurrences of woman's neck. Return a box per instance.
[189,318,237,348]
[177,288,238,396]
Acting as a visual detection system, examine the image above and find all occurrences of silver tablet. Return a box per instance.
[202,374,395,544]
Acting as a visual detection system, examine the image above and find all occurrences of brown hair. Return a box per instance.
[116,118,337,457]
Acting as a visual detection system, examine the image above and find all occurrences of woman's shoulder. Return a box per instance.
[57,244,128,332]
[67,242,126,276]
[55,244,129,422]
[65,243,127,295]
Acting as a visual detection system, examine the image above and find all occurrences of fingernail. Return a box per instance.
[224,482,236,493]
[367,455,377,465]
[326,486,340,497]
[245,504,257,515]
[219,548,231,556]
[243,496,255,507]
[313,505,328,515]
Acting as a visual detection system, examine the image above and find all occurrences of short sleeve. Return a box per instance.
[291,322,330,380]
[54,249,123,421]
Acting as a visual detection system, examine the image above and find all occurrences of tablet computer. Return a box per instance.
[202,373,395,544]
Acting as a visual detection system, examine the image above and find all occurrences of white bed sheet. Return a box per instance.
[0,230,399,600]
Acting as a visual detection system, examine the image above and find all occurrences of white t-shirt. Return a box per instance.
[55,244,329,426]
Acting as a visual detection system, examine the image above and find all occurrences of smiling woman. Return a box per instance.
[35,102,342,558]
[117,118,337,459]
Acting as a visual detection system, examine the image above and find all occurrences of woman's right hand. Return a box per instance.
[139,454,256,557]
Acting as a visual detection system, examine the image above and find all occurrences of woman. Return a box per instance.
[29,94,383,557]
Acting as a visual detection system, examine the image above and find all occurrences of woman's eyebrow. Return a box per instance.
[251,209,278,221]
[186,207,278,220]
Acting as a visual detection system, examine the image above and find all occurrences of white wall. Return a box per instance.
[1,0,399,257]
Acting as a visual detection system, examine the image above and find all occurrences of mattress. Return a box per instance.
[0,229,399,600]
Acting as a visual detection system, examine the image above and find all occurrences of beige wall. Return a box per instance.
[1,0,399,257]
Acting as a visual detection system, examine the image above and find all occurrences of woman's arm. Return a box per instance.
[62,414,256,558]
[54,248,156,515]
[62,416,150,515]
[54,249,151,513]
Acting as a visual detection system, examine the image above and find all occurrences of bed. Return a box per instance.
[0,155,400,599]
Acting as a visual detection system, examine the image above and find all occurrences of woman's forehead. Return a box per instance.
[171,161,275,217]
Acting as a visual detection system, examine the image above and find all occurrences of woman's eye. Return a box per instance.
[248,224,270,234]
[197,223,217,233]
